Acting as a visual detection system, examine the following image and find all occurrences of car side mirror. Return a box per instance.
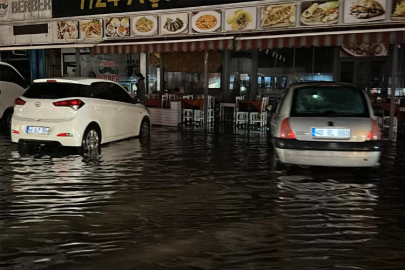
[132,97,140,104]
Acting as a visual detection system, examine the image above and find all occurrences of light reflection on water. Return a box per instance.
[1,128,405,270]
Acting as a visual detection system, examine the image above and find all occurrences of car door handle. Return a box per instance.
[94,107,100,111]
[118,108,123,112]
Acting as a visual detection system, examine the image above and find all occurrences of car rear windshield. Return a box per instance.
[23,83,90,99]
[291,86,369,117]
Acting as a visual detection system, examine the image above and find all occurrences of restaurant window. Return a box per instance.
[162,51,222,96]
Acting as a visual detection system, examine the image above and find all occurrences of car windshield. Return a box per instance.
[291,86,369,117]
[23,83,90,99]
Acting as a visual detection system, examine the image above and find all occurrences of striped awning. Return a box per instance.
[94,37,234,54]
[235,30,405,51]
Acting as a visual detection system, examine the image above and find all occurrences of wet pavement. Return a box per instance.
[1,127,405,270]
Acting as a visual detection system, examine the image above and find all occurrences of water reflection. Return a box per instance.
[0,128,405,270]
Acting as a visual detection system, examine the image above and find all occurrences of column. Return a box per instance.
[203,50,209,130]
[250,50,258,100]
[389,43,399,141]
[75,48,81,77]
[222,49,230,102]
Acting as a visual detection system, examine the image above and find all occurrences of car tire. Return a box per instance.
[1,109,13,136]
[81,124,101,153]
[139,118,150,139]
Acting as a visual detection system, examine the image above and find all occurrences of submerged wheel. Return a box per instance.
[139,118,150,139]
[1,109,13,135]
[82,124,101,152]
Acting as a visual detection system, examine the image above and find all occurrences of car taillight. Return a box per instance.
[15,98,26,106]
[53,99,84,111]
[366,119,381,141]
[280,118,296,139]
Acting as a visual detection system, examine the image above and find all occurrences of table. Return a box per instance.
[181,99,204,111]
[238,100,263,113]
[145,99,162,108]
[372,103,401,121]
[220,103,236,122]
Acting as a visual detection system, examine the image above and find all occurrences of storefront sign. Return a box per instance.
[0,0,52,21]
[164,51,221,73]
[97,61,120,82]
[51,0,262,18]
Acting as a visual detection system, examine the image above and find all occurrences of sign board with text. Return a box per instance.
[0,0,52,22]
[51,0,261,18]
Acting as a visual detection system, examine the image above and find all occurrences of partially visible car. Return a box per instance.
[270,82,381,168]
[11,78,150,151]
[0,61,28,134]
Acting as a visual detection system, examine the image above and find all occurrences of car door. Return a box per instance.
[89,82,120,140]
[0,63,28,116]
[110,84,142,137]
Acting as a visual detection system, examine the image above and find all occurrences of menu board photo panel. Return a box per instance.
[80,19,103,39]
[56,21,79,40]
[261,4,296,28]
[344,0,386,23]
[105,17,130,38]
[392,0,405,21]
[133,16,158,36]
[301,1,339,25]
[192,11,222,33]
[160,13,189,35]
[225,7,257,31]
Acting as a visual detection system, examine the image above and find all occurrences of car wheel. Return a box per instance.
[1,109,13,135]
[81,124,101,153]
[139,118,150,139]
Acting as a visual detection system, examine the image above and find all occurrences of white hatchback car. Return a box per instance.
[270,82,381,168]
[0,61,28,133]
[11,78,150,151]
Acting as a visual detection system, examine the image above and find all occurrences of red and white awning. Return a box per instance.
[94,37,234,54]
[235,29,405,50]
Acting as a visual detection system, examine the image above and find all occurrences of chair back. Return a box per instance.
[162,94,168,107]
[261,97,269,113]
[183,95,193,99]
[207,95,215,109]
[236,96,244,103]
[169,94,177,101]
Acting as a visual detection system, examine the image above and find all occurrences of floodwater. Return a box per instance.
[1,128,405,270]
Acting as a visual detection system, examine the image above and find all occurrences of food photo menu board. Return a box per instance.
[392,0,405,20]
[105,17,130,38]
[301,1,339,25]
[133,16,158,36]
[344,0,387,23]
[160,13,189,35]
[49,0,404,45]
[261,4,297,28]
[224,7,257,31]
[192,11,222,33]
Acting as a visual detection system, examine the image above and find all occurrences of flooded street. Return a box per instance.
[1,128,405,270]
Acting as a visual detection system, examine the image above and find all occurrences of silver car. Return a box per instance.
[270,82,381,168]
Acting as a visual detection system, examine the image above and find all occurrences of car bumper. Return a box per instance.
[274,138,381,167]
[11,117,83,147]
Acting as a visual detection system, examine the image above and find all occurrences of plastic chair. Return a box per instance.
[236,96,248,126]
[250,97,269,127]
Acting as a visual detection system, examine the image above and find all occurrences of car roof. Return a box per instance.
[33,77,119,86]
[288,81,360,90]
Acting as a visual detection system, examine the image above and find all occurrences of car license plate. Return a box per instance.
[26,126,50,134]
[311,128,350,138]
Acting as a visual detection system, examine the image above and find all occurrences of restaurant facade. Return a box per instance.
[0,0,404,130]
